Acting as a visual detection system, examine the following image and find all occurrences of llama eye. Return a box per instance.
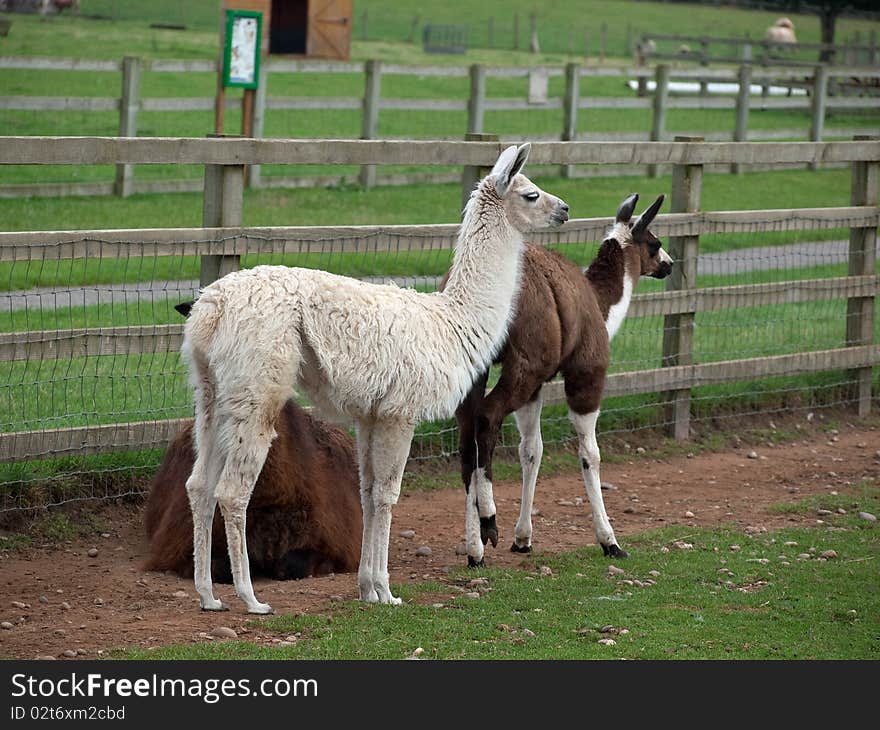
[649,242,661,256]
[522,192,539,202]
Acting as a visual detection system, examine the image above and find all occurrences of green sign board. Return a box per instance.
[222,9,263,89]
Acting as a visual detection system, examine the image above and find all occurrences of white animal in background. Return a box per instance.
[181,143,569,613]
[766,17,797,45]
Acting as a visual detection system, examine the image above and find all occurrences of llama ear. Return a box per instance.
[616,193,639,224]
[493,143,530,196]
[632,194,665,236]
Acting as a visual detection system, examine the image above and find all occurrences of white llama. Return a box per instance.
[182,144,569,612]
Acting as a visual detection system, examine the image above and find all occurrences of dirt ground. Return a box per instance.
[1,421,877,660]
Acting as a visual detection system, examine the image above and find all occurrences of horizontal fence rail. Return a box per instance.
[2,137,880,166]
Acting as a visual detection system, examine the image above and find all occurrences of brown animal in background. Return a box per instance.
[144,398,362,582]
[443,193,671,567]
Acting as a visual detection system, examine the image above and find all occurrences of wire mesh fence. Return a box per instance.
[1,209,876,514]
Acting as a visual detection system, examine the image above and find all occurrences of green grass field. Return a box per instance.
[118,485,879,660]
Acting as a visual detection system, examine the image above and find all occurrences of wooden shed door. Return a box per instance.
[306,0,352,59]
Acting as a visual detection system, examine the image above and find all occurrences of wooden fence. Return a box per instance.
[1,55,879,197]
[0,135,877,464]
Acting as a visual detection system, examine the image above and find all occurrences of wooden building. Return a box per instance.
[223,0,352,60]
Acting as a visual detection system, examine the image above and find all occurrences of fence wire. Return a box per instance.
[0,213,876,514]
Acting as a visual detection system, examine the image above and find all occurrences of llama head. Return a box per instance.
[484,143,569,233]
[607,193,673,279]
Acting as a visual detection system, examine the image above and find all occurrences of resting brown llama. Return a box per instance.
[143,398,362,582]
[443,193,671,567]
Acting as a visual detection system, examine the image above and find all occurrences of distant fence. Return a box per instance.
[1,55,879,197]
[0,136,877,511]
[640,31,880,68]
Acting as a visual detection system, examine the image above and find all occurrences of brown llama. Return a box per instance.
[442,193,671,567]
[144,387,362,583]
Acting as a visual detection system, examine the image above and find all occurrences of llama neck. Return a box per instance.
[585,237,637,341]
[441,179,524,366]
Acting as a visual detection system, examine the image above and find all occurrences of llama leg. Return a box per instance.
[215,411,276,614]
[466,374,537,567]
[187,455,225,611]
[455,371,489,569]
[355,421,378,602]
[511,388,544,553]
[185,351,226,611]
[569,408,627,558]
[365,419,415,605]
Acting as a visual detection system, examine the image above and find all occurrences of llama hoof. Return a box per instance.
[247,602,274,615]
[480,516,499,547]
[467,555,485,568]
[381,594,403,606]
[510,541,532,554]
[200,599,229,612]
[602,543,628,558]
[359,588,380,603]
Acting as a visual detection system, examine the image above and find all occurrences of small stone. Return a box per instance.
[558,500,575,507]
[673,541,694,550]
[648,570,660,577]
[210,626,237,639]
[1,621,13,630]
[797,553,811,560]
[538,565,553,577]
[817,509,833,516]
[464,592,481,599]
[806,412,814,422]
[172,590,187,599]
[607,565,625,576]
[684,510,695,519]
[633,579,645,588]
[93,598,103,606]
[415,546,432,557]
[87,548,98,558]
[619,629,629,635]
[35,655,56,661]
[623,507,635,514]
[820,550,838,559]
[411,647,424,657]
[836,508,846,515]
[521,629,535,638]
[598,638,616,646]
[784,541,798,547]
[101,533,111,539]
[635,447,646,454]
[53,628,66,636]
[747,451,758,459]
[61,601,71,611]
[659,546,670,554]
[531,507,541,516]
[858,511,877,522]
[455,542,468,555]
[62,650,77,658]
[399,530,416,539]
[729,545,741,552]
[38,596,49,604]
[329,595,344,603]
[601,482,616,491]
[11,600,26,609]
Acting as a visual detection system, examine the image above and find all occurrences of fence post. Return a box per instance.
[248,64,269,189]
[648,64,670,178]
[662,135,704,442]
[809,64,829,171]
[846,135,878,417]
[732,63,752,175]
[467,64,486,135]
[359,59,381,189]
[561,62,580,178]
[201,135,244,288]
[461,133,498,213]
[113,55,141,198]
